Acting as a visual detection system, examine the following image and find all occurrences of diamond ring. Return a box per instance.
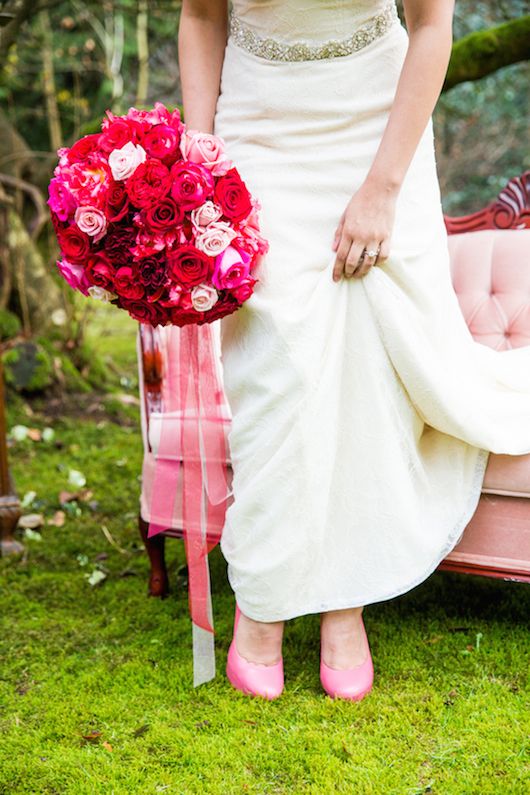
[365,249,379,258]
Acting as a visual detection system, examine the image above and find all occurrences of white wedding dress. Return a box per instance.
[212,0,530,623]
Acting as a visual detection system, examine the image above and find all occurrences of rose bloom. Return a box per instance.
[67,133,102,164]
[169,161,215,211]
[100,116,143,153]
[48,178,77,222]
[57,225,91,263]
[74,206,107,242]
[190,283,219,312]
[61,159,111,208]
[105,180,130,222]
[166,245,212,287]
[56,258,91,296]
[87,285,117,302]
[141,124,181,166]
[190,200,223,230]
[231,276,257,303]
[214,167,253,222]
[118,296,168,326]
[143,197,184,232]
[212,244,251,291]
[126,159,172,208]
[180,130,233,177]
[113,265,145,300]
[194,221,237,257]
[84,252,116,290]
[137,255,168,290]
[108,141,147,181]
[103,226,137,265]
[203,292,242,322]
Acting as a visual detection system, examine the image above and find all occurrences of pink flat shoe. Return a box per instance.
[320,614,374,701]
[226,602,284,700]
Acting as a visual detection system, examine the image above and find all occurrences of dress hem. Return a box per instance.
[231,446,491,622]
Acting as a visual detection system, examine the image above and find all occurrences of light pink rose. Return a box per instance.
[108,141,147,181]
[190,200,223,230]
[56,259,91,296]
[212,244,251,291]
[74,206,107,242]
[87,285,117,302]
[194,221,236,257]
[190,283,219,312]
[180,130,233,176]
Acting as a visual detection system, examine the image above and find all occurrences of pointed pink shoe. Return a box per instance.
[320,614,374,701]
[226,602,284,700]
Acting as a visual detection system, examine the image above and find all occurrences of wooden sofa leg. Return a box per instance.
[138,513,170,598]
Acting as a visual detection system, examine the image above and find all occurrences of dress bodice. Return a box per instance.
[229,0,397,44]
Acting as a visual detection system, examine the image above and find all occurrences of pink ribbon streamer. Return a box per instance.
[145,321,231,684]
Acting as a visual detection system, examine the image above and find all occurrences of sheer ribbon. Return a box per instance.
[144,321,232,686]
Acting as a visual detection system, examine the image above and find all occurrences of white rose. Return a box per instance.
[74,206,107,242]
[194,221,236,257]
[88,285,117,302]
[190,283,219,312]
[190,200,223,229]
[108,141,147,181]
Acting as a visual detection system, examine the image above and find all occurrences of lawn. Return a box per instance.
[0,306,528,795]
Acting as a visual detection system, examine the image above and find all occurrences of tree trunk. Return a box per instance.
[39,9,63,153]
[136,0,149,106]
[6,208,62,335]
[443,16,530,92]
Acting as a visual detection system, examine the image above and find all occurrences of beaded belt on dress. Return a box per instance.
[228,1,399,62]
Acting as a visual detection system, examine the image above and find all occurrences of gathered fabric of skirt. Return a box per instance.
[212,0,530,623]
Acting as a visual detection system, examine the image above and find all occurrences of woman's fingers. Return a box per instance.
[352,239,381,278]
[344,240,367,278]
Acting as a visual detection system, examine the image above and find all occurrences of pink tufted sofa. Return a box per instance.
[137,172,530,596]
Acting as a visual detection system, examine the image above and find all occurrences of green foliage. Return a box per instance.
[0,308,22,341]
[2,340,54,393]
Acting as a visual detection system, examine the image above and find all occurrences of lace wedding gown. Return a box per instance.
[212,0,530,623]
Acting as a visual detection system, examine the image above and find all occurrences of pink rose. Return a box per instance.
[169,162,215,211]
[180,130,233,176]
[190,200,223,230]
[231,276,257,303]
[108,141,147,181]
[190,283,219,312]
[212,244,251,291]
[47,178,77,222]
[141,124,181,166]
[194,221,236,257]
[56,258,91,296]
[74,206,107,242]
[114,265,145,299]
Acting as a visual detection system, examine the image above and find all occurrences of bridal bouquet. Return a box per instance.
[47,102,269,327]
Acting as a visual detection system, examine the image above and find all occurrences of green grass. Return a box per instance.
[1,306,529,794]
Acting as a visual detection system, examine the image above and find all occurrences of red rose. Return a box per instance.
[126,159,172,208]
[141,124,181,166]
[99,118,143,154]
[114,266,145,299]
[85,252,115,290]
[67,133,102,164]
[203,292,241,322]
[138,255,168,289]
[214,167,252,222]
[169,305,204,326]
[143,197,184,232]
[105,180,130,222]
[169,161,214,211]
[166,245,212,287]
[118,297,167,326]
[103,226,137,265]
[58,225,91,263]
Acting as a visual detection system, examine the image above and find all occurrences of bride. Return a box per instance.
[178,0,530,700]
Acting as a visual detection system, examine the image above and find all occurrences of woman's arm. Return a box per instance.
[332,0,455,281]
[178,0,228,133]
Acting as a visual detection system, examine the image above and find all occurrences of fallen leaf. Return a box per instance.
[18,513,44,529]
[85,569,107,587]
[425,635,443,645]
[27,428,42,442]
[102,741,113,752]
[82,730,102,743]
[68,469,86,488]
[47,511,66,527]
[23,528,43,542]
[133,724,150,738]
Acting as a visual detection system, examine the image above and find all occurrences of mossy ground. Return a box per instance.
[1,306,528,794]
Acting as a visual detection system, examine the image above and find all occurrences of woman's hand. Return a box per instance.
[331,179,398,281]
